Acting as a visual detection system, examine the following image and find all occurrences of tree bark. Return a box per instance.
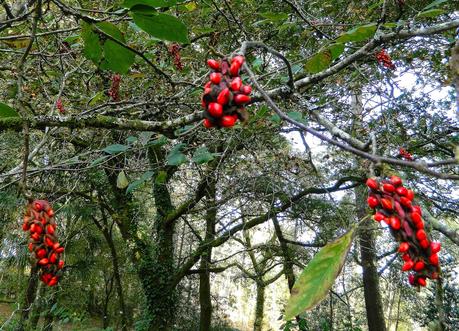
[43,288,56,331]
[272,215,295,290]
[253,282,265,331]
[199,180,216,331]
[16,265,39,331]
[356,185,387,331]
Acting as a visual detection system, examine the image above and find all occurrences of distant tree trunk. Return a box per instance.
[199,180,216,331]
[435,277,446,330]
[102,273,114,329]
[253,282,265,331]
[16,265,39,331]
[28,282,44,330]
[272,215,295,290]
[355,185,387,331]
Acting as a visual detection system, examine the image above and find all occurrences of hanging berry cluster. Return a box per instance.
[375,49,396,70]
[168,43,184,71]
[366,176,441,287]
[398,148,413,161]
[202,56,252,128]
[22,200,65,286]
[108,74,121,102]
[56,98,64,114]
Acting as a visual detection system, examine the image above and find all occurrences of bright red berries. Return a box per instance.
[203,56,252,129]
[376,49,396,70]
[367,196,379,209]
[399,242,409,253]
[366,178,379,190]
[23,200,65,287]
[366,177,440,288]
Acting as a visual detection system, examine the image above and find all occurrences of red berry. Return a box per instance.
[366,178,379,190]
[58,260,65,269]
[406,189,414,201]
[390,216,401,230]
[229,62,241,76]
[417,277,427,287]
[217,88,231,105]
[46,224,55,235]
[204,81,212,89]
[203,118,213,128]
[408,274,415,285]
[220,115,237,128]
[208,103,223,117]
[28,243,34,252]
[38,258,49,266]
[233,94,251,105]
[373,212,386,222]
[402,260,414,271]
[241,85,252,95]
[414,261,425,271]
[390,176,402,186]
[45,237,54,247]
[430,272,439,279]
[383,183,395,193]
[230,77,242,91]
[416,229,427,241]
[367,196,379,209]
[34,202,43,211]
[210,72,221,84]
[22,222,30,231]
[55,247,65,254]
[399,196,412,208]
[53,242,60,250]
[232,55,245,66]
[381,198,393,210]
[47,209,54,217]
[50,253,57,264]
[420,239,429,249]
[402,253,411,261]
[430,242,441,254]
[395,186,408,196]
[415,220,424,229]
[399,242,409,253]
[410,212,422,224]
[207,59,220,70]
[429,254,439,266]
[31,233,41,241]
[48,276,59,287]
[36,249,47,259]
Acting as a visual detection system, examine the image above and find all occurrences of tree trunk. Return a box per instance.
[355,185,387,331]
[253,282,265,331]
[199,180,216,331]
[16,265,39,331]
[43,288,56,331]
[272,215,295,290]
[28,282,44,330]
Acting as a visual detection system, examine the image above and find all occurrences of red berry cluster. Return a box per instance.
[202,56,252,129]
[366,176,441,287]
[108,74,121,102]
[22,200,65,286]
[56,98,64,114]
[168,43,184,71]
[398,148,413,161]
[375,49,396,70]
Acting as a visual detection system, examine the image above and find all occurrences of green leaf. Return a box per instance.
[0,102,19,118]
[126,136,138,144]
[96,22,135,74]
[270,114,281,123]
[417,9,445,18]
[103,144,130,154]
[328,43,344,61]
[336,23,377,43]
[132,12,189,43]
[155,170,167,184]
[192,147,215,164]
[81,22,102,64]
[423,0,447,10]
[126,179,144,194]
[284,228,356,320]
[166,143,187,166]
[287,111,303,122]
[122,0,177,9]
[117,171,129,189]
[140,171,154,181]
[305,50,332,74]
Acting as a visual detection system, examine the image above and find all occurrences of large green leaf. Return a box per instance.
[0,103,19,118]
[284,228,356,320]
[122,0,177,8]
[336,23,377,43]
[81,22,135,74]
[126,171,154,193]
[423,0,447,10]
[305,50,332,74]
[132,12,189,43]
[417,9,445,18]
[117,171,129,189]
